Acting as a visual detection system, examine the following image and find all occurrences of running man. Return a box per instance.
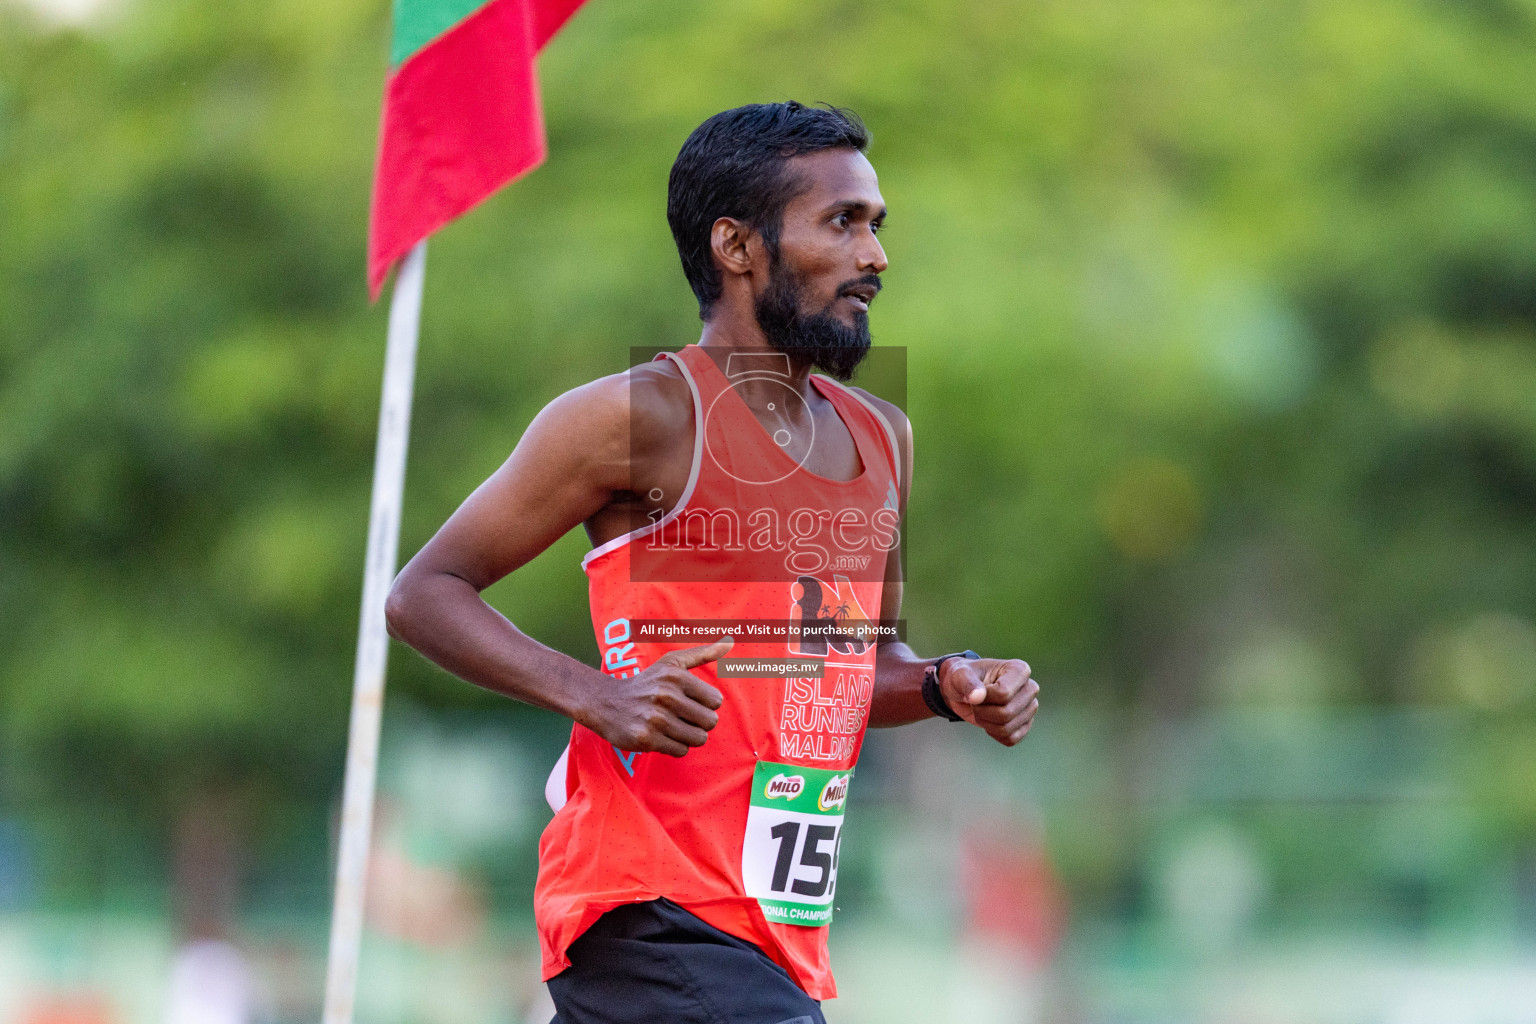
[385,102,1040,1024]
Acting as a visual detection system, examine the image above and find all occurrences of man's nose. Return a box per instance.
[858,232,888,275]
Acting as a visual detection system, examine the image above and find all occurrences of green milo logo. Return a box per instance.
[750,761,852,816]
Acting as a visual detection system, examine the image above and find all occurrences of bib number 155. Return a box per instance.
[741,761,852,927]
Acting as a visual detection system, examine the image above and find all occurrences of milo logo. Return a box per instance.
[817,774,850,812]
[764,773,805,800]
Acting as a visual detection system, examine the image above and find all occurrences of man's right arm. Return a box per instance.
[384,373,729,757]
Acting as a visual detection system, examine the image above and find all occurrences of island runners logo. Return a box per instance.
[763,773,805,800]
[791,574,874,657]
[817,774,850,812]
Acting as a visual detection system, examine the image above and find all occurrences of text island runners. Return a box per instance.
[385,102,1041,1024]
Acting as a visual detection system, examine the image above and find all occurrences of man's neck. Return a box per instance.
[697,311,815,394]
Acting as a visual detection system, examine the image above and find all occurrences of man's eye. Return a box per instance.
[834,214,849,228]
[872,221,883,234]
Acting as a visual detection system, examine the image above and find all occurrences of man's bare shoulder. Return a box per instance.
[616,358,694,458]
[543,359,691,437]
[525,358,693,495]
[509,360,691,501]
[846,385,910,442]
[845,385,912,502]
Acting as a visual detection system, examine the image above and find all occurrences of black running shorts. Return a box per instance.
[548,898,827,1024]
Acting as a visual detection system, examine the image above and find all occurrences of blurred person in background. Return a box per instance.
[386,101,1041,1023]
[163,796,258,1024]
[957,810,1068,1023]
[164,939,256,1024]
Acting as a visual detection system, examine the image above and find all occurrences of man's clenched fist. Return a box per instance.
[939,657,1038,746]
[580,637,733,757]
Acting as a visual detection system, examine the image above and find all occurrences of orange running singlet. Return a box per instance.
[534,344,902,999]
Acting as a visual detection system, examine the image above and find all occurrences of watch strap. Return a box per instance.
[922,650,980,722]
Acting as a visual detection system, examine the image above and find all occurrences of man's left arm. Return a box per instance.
[861,396,1040,745]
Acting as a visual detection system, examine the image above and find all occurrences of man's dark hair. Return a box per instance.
[667,101,870,319]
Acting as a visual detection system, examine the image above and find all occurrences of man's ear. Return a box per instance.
[710,217,756,279]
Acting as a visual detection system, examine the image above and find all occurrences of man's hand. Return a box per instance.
[939,657,1038,746]
[579,637,734,757]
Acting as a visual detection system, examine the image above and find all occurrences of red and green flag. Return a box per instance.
[368,0,588,296]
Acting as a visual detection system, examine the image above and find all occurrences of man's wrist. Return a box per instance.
[921,650,979,722]
[531,655,613,729]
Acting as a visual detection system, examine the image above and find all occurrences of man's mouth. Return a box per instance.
[839,281,881,313]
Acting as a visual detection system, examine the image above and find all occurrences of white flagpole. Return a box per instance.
[322,239,427,1024]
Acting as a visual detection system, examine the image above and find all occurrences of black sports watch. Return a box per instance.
[922,650,980,722]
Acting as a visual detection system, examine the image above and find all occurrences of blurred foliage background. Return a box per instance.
[3,0,1536,1020]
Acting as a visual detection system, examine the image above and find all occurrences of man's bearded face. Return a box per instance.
[753,250,878,382]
